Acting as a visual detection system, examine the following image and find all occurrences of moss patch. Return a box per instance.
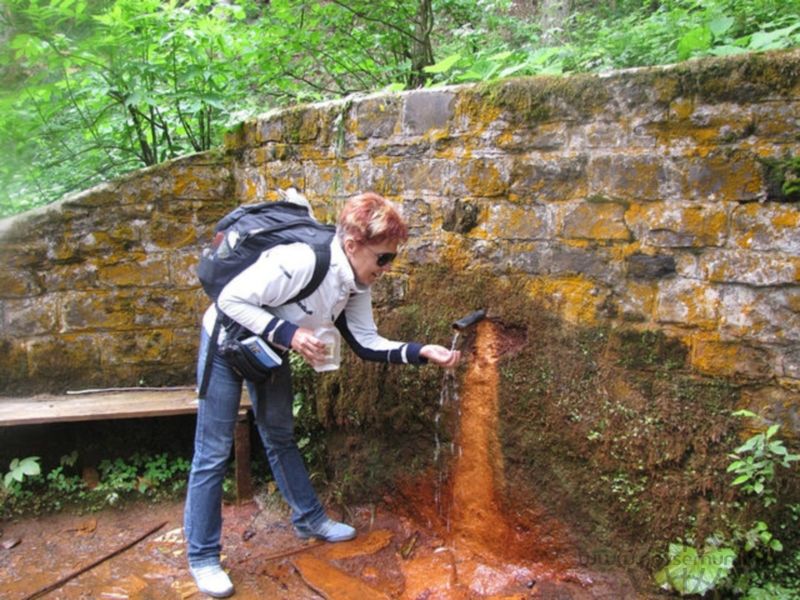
[475,73,612,124]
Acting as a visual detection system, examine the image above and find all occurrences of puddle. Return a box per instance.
[1,320,642,599]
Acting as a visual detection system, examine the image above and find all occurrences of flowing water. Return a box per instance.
[433,331,460,522]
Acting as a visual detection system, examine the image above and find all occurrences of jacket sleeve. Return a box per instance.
[334,289,427,365]
[216,243,315,348]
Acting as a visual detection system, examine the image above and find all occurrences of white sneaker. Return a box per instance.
[295,517,357,542]
[190,564,235,598]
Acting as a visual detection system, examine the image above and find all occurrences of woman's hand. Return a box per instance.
[290,327,327,366]
[420,344,461,368]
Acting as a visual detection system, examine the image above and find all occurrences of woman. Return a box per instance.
[185,192,460,597]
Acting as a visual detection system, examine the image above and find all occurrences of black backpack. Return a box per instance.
[196,199,336,397]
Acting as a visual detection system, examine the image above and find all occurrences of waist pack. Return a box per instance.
[218,335,284,383]
[196,192,336,397]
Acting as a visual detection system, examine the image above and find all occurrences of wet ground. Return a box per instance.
[1,489,640,600]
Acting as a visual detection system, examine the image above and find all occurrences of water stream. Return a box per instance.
[433,331,460,525]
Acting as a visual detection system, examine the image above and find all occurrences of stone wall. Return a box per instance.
[1,50,798,426]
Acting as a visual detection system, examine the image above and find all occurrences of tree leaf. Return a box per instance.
[677,26,713,60]
[709,16,735,39]
[423,53,461,74]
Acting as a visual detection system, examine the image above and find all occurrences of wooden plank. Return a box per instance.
[0,388,252,426]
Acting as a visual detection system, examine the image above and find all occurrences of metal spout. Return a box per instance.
[452,309,487,331]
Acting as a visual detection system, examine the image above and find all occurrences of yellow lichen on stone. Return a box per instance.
[773,210,800,229]
[670,98,694,121]
[438,235,478,272]
[525,275,600,325]
[464,160,507,197]
[690,335,737,376]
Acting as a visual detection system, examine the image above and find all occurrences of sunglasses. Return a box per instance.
[363,245,397,267]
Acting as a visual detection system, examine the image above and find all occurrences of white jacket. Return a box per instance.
[202,236,425,364]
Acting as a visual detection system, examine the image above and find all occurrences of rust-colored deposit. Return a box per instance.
[449,319,512,555]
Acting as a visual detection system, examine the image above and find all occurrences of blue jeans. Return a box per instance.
[184,330,327,567]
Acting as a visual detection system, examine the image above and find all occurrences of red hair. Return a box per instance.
[337,192,408,245]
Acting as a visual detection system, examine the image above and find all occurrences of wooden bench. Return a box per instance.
[0,387,254,502]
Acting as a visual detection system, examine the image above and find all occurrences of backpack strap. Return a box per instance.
[198,241,332,399]
[198,313,222,400]
[291,242,331,303]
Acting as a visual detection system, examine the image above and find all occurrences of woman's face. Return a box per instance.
[344,238,399,286]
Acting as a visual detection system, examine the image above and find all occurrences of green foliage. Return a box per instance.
[655,410,800,597]
[2,456,41,489]
[760,154,800,202]
[655,539,737,596]
[727,410,800,508]
[0,450,191,516]
[1,0,799,216]
[289,351,327,473]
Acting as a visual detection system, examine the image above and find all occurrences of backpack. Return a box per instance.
[196,196,336,397]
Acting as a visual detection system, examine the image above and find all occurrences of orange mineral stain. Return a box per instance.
[449,320,513,555]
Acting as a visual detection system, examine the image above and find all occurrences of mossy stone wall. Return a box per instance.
[0,50,798,433]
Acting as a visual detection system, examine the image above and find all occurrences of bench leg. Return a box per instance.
[234,410,253,503]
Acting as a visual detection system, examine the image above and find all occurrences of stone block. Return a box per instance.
[141,216,198,250]
[720,286,800,344]
[697,249,799,286]
[549,244,620,282]
[27,334,104,393]
[39,263,99,292]
[403,91,455,134]
[493,241,546,274]
[304,166,348,199]
[782,347,800,380]
[452,158,511,198]
[615,280,658,322]
[169,250,202,288]
[588,154,664,201]
[626,202,729,248]
[691,338,771,379]
[133,289,202,328]
[171,165,232,199]
[3,296,59,336]
[626,253,677,280]
[61,291,137,332]
[355,97,401,139]
[262,162,307,192]
[386,159,449,196]
[0,337,29,391]
[481,203,549,240]
[672,152,763,202]
[562,201,631,241]
[256,114,284,144]
[751,101,800,142]
[233,166,267,203]
[655,278,720,328]
[97,255,172,288]
[100,329,173,364]
[731,202,800,253]
[509,154,588,202]
[497,122,568,152]
[526,275,604,325]
[0,265,41,298]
